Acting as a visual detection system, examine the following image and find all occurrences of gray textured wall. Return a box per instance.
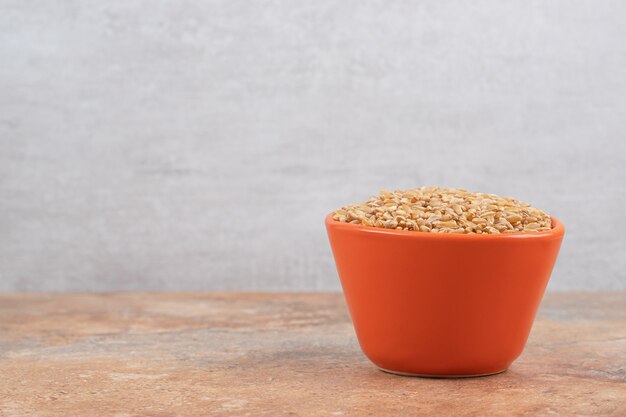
[1,1,625,291]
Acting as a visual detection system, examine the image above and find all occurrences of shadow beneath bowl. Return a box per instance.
[378,367,508,379]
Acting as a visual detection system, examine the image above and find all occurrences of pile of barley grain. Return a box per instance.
[332,187,552,234]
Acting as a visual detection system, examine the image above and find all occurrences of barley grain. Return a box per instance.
[332,186,552,234]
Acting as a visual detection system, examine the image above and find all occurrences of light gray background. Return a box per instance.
[1,1,625,291]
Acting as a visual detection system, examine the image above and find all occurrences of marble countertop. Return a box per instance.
[1,292,624,416]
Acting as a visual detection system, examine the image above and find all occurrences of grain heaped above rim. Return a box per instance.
[332,187,552,234]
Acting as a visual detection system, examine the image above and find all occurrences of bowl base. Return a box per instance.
[378,367,507,378]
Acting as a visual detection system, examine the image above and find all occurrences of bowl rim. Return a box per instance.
[325,213,564,240]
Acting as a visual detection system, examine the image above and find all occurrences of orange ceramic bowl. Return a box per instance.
[325,214,564,377]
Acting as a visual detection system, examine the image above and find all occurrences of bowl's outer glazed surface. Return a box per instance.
[325,215,565,376]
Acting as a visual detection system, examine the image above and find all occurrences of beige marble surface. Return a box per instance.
[0,292,625,416]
